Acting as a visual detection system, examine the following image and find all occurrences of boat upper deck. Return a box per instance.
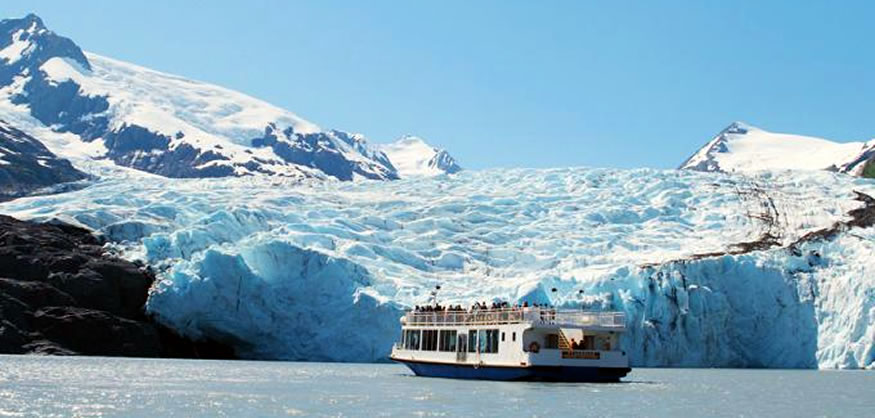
[402,307,626,330]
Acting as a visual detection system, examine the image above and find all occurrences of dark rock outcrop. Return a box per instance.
[102,124,238,178]
[0,119,87,202]
[428,149,462,175]
[0,214,235,358]
[251,125,399,181]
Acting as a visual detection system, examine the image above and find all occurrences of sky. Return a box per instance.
[3,1,874,170]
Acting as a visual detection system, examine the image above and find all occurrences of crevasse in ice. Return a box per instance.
[1,167,872,368]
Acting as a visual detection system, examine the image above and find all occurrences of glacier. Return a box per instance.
[0,167,873,368]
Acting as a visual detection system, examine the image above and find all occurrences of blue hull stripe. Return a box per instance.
[397,360,630,382]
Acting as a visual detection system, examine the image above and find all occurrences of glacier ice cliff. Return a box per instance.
[0,167,872,368]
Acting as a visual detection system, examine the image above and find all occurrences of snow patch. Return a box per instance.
[84,52,321,144]
[0,30,34,65]
[39,57,92,87]
[377,135,460,177]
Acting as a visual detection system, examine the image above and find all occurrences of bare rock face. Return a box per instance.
[0,119,87,202]
[0,214,234,358]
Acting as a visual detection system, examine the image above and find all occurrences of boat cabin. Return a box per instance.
[390,306,630,382]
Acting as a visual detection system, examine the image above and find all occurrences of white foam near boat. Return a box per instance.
[390,307,631,382]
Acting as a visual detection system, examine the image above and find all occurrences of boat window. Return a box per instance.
[468,330,477,353]
[595,335,610,351]
[501,332,505,342]
[512,332,516,342]
[405,330,421,350]
[413,330,422,350]
[583,335,595,350]
[480,329,499,353]
[546,334,559,349]
[422,330,438,351]
[439,330,457,352]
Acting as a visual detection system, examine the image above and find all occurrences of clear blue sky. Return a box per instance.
[4,1,874,170]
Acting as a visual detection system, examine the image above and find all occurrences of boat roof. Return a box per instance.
[402,307,625,331]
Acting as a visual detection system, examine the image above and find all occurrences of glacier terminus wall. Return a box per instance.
[1,167,872,368]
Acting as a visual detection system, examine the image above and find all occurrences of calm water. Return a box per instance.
[0,355,873,417]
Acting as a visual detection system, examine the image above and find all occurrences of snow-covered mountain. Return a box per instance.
[2,167,872,368]
[680,122,875,177]
[0,14,455,181]
[2,13,872,370]
[0,119,85,201]
[377,135,462,177]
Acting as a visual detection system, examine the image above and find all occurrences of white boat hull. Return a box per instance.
[394,357,630,382]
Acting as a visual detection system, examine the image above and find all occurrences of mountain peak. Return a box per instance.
[680,122,875,177]
[396,135,429,146]
[1,13,46,34]
[679,121,760,171]
[429,149,462,174]
[22,13,45,29]
[377,135,461,178]
[0,13,90,76]
[724,121,751,133]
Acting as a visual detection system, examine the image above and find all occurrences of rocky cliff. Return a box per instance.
[0,214,234,358]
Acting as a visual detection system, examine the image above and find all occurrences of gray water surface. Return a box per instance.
[0,355,872,417]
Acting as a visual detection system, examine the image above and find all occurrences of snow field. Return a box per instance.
[682,121,875,175]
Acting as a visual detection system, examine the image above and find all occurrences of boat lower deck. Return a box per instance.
[396,358,631,382]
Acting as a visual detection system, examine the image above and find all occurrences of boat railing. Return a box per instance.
[402,308,625,329]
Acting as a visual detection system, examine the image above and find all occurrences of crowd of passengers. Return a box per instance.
[413,301,554,313]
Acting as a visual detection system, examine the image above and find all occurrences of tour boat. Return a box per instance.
[390,306,631,382]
